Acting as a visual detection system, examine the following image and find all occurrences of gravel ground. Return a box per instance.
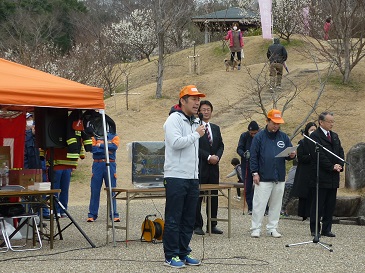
[1,199,364,273]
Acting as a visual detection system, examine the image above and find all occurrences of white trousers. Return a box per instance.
[251,181,285,232]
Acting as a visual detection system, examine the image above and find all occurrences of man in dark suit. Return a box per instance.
[194,100,224,235]
[309,112,344,237]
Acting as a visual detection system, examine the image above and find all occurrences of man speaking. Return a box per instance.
[162,85,205,269]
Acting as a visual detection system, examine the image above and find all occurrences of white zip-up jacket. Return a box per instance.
[163,111,200,179]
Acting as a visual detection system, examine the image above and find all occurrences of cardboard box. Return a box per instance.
[0,146,11,168]
[8,169,43,188]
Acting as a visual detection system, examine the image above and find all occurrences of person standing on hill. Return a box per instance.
[267,38,287,91]
[324,17,332,41]
[225,22,244,70]
[162,85,205,268]
[236,121,260,215]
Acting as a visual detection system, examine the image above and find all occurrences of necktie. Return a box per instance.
[327,131,331,142]
[206,124,212,146]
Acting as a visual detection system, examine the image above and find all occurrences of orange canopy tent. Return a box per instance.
[0,58,104,111]
[0,58,117,246]
[0,57,106,168]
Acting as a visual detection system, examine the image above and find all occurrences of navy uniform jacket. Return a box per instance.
[250,126,293,182]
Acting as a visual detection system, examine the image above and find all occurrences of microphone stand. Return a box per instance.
[285,133,348,252]
[196,113,206,235]
[242,151,250,215]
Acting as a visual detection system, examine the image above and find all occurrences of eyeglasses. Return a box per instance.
[324,120,335,124]
[200,108,211,112]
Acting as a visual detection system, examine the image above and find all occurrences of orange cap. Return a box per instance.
[267,109,285,124]
[179,85,206,98]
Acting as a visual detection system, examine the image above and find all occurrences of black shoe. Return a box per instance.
[209,226,223,234]
[321,231,336,237]
[194,227,205,235]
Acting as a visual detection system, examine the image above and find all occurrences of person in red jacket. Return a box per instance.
[224,22,244,70]
[324,17,332,41]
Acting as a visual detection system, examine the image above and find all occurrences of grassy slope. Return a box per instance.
[71,35,365,204]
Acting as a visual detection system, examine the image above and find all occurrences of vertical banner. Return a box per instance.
[258,0,272,39]
[302,7,310,35]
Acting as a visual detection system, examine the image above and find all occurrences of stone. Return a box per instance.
[338,219,357,225]
[285,196,363,218]
[334,196,362,217]
[286,198,298,216]
[345,142,365,190]
[357,197,365,217]
[358,216,365,225]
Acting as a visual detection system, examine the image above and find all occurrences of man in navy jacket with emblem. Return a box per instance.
[249,109,295,238]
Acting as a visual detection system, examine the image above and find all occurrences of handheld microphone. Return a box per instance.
[244,150,250,160]
[198,113,204,125]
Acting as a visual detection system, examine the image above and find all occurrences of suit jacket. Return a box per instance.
[199,122,224,183]
[309,128,344,188]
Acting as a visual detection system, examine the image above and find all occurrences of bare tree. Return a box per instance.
[244,62,301,119]
[108,9,157,62]
[289,51,337,138]
[115,0,196,98]
[304,0,365,84]
[241,47,336,139]
[151,0,193,98]
[0,0,134,97]
[165,0,195,51]
[64,11,128,96]
[272,0,308,43]
[0,9,62,67]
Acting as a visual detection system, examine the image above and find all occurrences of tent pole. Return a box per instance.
[100,110,116,246]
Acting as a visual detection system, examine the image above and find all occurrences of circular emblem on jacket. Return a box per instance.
[277,141,285,148]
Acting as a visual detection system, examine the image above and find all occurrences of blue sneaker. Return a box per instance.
[181,254,201,266]
[164,256,185,268]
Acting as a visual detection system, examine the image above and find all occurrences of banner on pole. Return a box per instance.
[258,0,272,39]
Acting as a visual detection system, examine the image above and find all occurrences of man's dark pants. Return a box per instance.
[310,187,337,233]
[195,175,218,229]
[163,178,199,260]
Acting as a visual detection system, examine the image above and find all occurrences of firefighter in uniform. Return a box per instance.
[42,109,92,218]
[87,131,120,222]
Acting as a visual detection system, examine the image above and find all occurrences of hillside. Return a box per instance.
[71,35,365,205]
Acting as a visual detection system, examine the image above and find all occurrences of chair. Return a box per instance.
[4,213,43,251]
[0,185,42,252]
[0,216,10,252]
